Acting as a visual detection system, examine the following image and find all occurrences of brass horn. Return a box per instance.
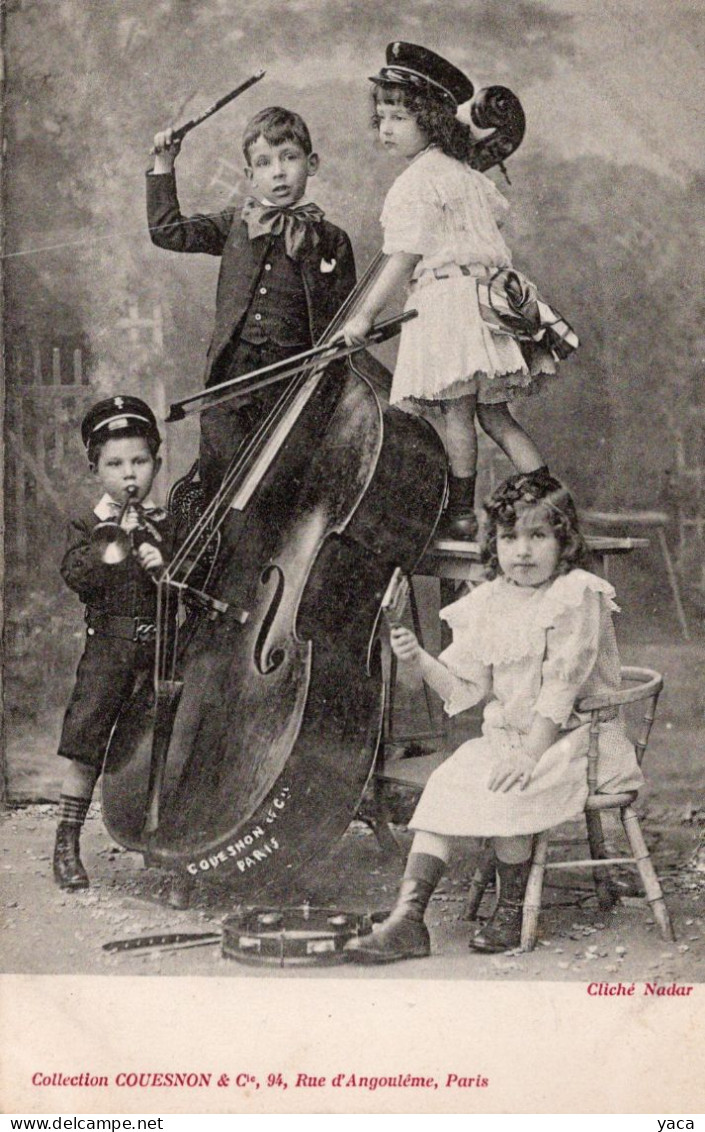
[91,485,139,565]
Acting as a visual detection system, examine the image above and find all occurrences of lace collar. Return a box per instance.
[440,571,619,666]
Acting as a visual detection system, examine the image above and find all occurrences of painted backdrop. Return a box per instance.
[2,0,704,789]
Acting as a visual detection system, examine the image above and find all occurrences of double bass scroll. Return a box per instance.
[468,86,526,179]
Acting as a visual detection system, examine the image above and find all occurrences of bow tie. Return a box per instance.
[105,500,165,519]
[241,198,324,260]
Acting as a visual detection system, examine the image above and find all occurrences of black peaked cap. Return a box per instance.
[370,41,474,105]
[81,395,161,449]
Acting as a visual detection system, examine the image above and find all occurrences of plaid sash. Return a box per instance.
[477,268,579,360]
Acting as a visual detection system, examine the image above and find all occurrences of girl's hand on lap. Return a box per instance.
[488,754,535,793]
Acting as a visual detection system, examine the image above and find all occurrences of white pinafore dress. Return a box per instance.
[381,146,556,407]
[409,570,644,838]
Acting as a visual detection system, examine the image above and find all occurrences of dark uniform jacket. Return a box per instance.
[61,506,178,618]
[57,504,182,767]
[145,171,357,388]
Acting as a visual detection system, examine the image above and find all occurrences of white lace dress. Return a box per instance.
[409,570,644,837]
[381,146,556,406]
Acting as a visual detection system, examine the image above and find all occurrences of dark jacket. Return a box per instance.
[58,506,183,766]
[61,507,181,620]
[146,171,356,387]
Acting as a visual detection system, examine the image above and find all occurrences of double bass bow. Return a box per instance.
[148,71,266,155]
[165,312,418,422]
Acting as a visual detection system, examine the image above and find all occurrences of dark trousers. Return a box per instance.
[199,338,308,502]
[58,635,154,768]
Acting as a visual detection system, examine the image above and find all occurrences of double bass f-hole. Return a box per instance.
[254,563,287,675]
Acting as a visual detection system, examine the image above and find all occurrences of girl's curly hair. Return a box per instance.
[480,470,590,580]
[371,81,479,164]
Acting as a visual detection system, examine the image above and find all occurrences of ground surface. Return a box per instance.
[3,605,704,983]
[1,803,704,981]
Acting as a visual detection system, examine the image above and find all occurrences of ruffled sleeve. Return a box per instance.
[534,572,619,726]
[380,161,443,257]
[433,584,493,715]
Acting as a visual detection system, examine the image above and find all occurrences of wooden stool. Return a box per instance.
[467,666,676,950]
[580,510,690,640]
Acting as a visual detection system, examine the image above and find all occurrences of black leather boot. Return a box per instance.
[469,859,530,953]
[438,474,478,541]
[53,822,89,891]
[344,853,445,963]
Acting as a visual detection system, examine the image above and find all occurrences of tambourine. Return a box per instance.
[221,904,378,967]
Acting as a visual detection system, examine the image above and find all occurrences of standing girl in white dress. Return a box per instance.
[346,470,644,962]
[342,42,566,540]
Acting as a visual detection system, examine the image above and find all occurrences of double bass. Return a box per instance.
[99,85,526,897]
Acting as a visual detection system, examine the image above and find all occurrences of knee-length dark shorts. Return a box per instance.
[57,635,154,768]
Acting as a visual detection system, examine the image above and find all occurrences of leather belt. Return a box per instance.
[86,609,157,643]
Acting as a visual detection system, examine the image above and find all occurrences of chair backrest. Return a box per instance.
[576,666,664,791]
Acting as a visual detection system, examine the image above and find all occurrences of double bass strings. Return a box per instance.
[155,252,387,687]
[171,249,387,586]
[164,250,385,584]
[160,249,385,598]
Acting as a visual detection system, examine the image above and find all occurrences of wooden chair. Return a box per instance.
[467,666,676,950]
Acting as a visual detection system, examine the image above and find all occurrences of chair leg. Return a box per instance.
[465,847,496,920]
[656,527,690,641]
[621,806,676,941]
[365,813,404,858]
[521,833,549,951]
[365,776,405,859]
[585,810,620,911]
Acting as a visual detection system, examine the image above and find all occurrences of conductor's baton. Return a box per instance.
[151,70,265,152]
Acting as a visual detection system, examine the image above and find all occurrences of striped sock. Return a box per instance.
[58,794,91,827]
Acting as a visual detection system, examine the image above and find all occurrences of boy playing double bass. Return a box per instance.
[146,105,357,500]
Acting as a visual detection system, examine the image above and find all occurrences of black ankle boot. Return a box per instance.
[345,853,445,963]
[53,822,89,891]
[469,859,530,953]
[438,474,478,541]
